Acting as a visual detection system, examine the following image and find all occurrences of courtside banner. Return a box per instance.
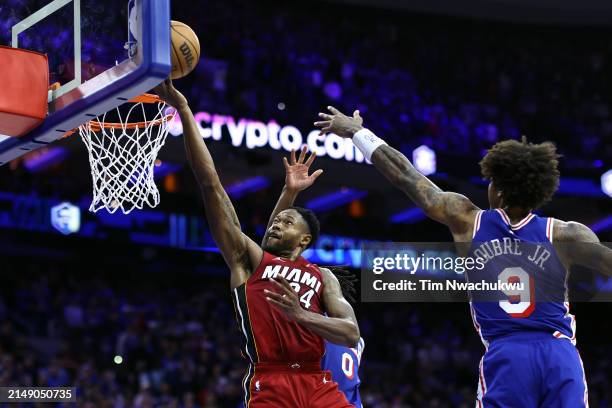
[360,242,612,302]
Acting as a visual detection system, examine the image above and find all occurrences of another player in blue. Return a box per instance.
[320,267,364,408]
[322,337,365,408]
[315,108,611,408]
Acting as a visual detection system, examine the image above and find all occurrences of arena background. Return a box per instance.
[0,0,611,406]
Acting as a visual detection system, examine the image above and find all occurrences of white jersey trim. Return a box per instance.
[496,209,535,231]
[469,302,489,350]
[546,217,555,243]
[472,210,484,239]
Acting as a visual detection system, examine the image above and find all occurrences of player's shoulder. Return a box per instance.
[319,267,336,281]
[552,218,600,243]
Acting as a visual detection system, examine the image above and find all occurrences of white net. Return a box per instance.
[78,98,175,214]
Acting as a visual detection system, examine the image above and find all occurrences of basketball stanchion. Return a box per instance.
[67,94,175,214]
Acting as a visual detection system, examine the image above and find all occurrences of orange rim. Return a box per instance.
[128,93,165,104]
[87,114,174,131]
[62,93,174,137]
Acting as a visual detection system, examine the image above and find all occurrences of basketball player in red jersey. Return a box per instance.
[155,80,358,408]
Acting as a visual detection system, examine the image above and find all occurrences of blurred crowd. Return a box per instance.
[181,0,611,169]
[1,0,611,169]
[1,261,611,407]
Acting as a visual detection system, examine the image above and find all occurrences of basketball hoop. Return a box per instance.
[76,93,175,214]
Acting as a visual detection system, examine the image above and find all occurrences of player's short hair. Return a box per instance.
[290,206,320,248]
[480,136,561,210]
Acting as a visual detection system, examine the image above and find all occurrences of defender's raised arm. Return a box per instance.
[262,146,323,246]
[155,80,261,287]
[315,106,480,240]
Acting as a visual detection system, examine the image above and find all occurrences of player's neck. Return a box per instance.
[274,248,303,262]
[502,206,532,223]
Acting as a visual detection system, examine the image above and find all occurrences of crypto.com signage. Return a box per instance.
[166,111,367,163]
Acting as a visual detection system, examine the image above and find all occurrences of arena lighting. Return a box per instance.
[153,161,182,180]
[389,207,426,224]
[23,146,68,172]
[303,234,364,267]
[113,355,123,365]
[226,176,270,199]
[412,145,436,176]
[166,111,367,163]
[560,177,605,197]
[469,176,606,197]
[50,202,81,235]
[305,188,367,212]
[602,170,612,198]
[591,215,612,233]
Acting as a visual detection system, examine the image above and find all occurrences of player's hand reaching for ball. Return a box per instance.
[314,106,364,138]
[265,277,307,321]
[283,146,324,193]
[154,78,188,110]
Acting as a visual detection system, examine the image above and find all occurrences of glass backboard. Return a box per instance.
[0,0,171,165]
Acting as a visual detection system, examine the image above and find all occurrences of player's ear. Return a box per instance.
[300,234,312,248]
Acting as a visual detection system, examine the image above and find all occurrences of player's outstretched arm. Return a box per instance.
[315,106,480,238]
[265,271,360,347]
[555,221,612,276]
[261,146,323,246]
[155,80,262,287]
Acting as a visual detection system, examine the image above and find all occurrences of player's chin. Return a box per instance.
[263,238,281,253]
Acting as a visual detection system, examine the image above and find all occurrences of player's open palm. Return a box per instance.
[283,146,323,192]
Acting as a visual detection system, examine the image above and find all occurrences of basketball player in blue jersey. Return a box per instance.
[322,336,365,408]
[264,146,365,407]
[315,107,611,408]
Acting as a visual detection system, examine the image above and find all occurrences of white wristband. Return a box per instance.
[352,128,387,161]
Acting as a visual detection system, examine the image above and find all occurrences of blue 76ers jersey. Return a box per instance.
[322,337,364,408]
[469,209,575,348]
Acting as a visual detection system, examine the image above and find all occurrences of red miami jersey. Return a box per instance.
[232,251,326,364]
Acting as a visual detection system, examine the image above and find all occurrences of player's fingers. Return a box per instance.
[298,145,308,163]
[305,151,317,167]
[318,112,333,120]
[273,277,295,295]
[282,157,290,170]
[353,109,360,119]
[327,106,341,115]
[269,278,290,294]
[265,296,288,309]
[290,149,297,165]
[319,126,332,135]
[263,289,285,302]
[309,169,324,181]
[314,120,331,128]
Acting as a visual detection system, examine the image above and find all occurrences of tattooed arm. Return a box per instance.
[155,80,262,288]
[315,106,480,239]
[554,220,612,276]
[369,145,480,237]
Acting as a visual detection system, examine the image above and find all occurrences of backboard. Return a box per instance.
[0,0,171,165]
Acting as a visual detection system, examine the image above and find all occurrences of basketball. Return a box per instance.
[170,20,200,79]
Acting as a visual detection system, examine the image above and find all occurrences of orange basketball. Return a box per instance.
[170,20,201,79]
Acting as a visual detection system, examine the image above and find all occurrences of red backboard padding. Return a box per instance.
[0,46,49,137]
